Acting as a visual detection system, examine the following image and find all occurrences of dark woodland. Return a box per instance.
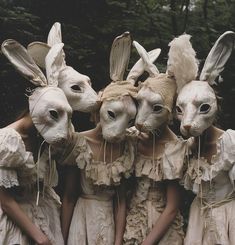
[0,0,234,228]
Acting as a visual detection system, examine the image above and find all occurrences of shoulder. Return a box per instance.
[0,127,32,168]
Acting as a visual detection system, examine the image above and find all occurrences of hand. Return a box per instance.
[36,235,53,245]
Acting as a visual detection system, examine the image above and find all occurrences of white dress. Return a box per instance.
[0,128,64,245]
[183,129,235,245]
[60,132,135,245]
[123,138,187,245]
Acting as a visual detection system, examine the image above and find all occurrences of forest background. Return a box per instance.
[0,0,234,225]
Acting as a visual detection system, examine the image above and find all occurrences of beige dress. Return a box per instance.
[0,128,64,245]
[60,133,135,245]
[123,139,187,245]
[183,129,235,245]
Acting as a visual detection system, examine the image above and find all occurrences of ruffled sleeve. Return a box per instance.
[0,128,34,188]
[183,129,235,192]
[135,138,188,182]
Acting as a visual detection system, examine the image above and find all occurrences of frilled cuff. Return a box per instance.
[0,168,19,188]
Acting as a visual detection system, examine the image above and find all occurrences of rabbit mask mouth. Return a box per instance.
[176,81,217,138]
[29,86,72,144]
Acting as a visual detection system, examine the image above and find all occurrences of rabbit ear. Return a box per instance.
[45,42,65,86]
[110,31,132,82]
[27,42,50,69]
[47,22,62,47]
[1,39,47,86]
[133,41,159,78]
[127,48,161,85]
[200,31,235,84]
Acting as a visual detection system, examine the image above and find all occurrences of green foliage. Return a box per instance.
[0,0,234,130]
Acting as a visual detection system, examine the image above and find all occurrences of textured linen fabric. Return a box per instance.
[60,132,135,245]
[123,138,187,244]
[183,129,235,245]
[0,128,64,245]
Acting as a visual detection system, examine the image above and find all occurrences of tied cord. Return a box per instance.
[36,139,46,206]
[197,136,204,209]
[98,140,114,164]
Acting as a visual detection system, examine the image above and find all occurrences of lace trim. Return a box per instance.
[75,136,135,186]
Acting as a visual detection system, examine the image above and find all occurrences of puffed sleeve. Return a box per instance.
[0,128,34,188]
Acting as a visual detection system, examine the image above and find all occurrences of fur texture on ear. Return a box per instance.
[127,48,161,85]
[109,31,132,82]
[45,43,65,86]
[167,34,198,92]
[1,39,47,86]
[200,31,235,84]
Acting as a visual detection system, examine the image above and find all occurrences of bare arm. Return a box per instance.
[114,180,127,245]
[0,188,52,245]
[61,166,80,244]
[142,180,181,245]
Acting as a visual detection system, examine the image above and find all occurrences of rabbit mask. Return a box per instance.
[2,39,72,144]
[27,22,98,112]
[133,35,198,133]
[176,31,235,137]
[98,32,139,142]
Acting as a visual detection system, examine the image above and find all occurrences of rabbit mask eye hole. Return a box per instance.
[108,110,116,119]
[199,104,211,114]
[176,106,182,114]
[49,110,59,120]
[153,105,163,113]
[71,85,82,92]
[128,118,135,126]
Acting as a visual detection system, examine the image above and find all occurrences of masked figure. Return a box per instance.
[123,34,198,244]
[0,39,74,244]
[175,31,235,245]
[58,32,140,245]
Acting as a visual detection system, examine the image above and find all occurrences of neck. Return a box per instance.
[8,114,36,138]
[195,125,224,146]
[146,125,175,142]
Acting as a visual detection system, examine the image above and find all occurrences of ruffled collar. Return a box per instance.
[183,129,235,191]
[75,134,135,186]
[134,138,187,182]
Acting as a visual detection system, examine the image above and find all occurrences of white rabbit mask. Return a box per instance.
[175,31,235,138]
[98,32,139,142]
[133,35,198,133]
[2,39,72,144]
[27,22,98,112]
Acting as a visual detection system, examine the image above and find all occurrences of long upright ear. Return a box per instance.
[110,31,132,82]
[27,42,50,69]
[1,39,47,86]
[47,22,62,47]
[167,34,198,92]
[127,48,161,85]
[45,43,65,86]
[200,31,235,84]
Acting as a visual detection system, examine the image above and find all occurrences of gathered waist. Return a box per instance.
[80,193,113,202]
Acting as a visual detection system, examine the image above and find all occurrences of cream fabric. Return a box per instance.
[140,73,177,112]
[0,128,63,245]
[183,129,235,245]
[59,132,135,244]
[100,81,138,102]
[123,138,187,244]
